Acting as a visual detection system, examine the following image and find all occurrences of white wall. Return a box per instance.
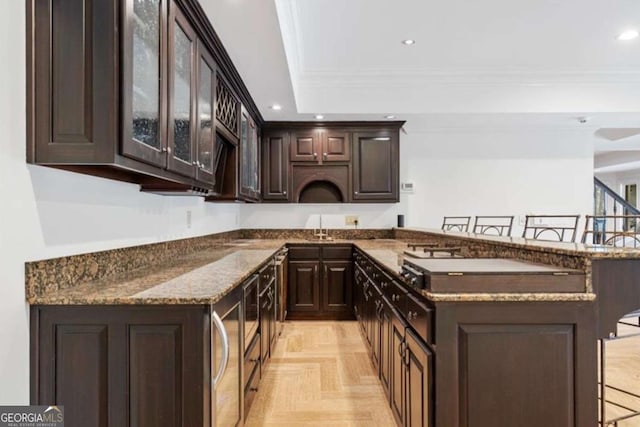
[240,203,404,229]
[0,0,240,403]
[399,127,595,236]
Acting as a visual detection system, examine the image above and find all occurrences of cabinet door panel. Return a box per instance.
[55,325,109,427]
[262,132,289,200]
[391,311,407,426]
[240,108,260,200]
[380,298,392,401]
[352,131,399,201]
[129,325,181,427]
[290,131,320,162]
[405,328,433,427]
[195,43,216,184]
[288,261,320,312]
[322,130,350,162]
[323,261,353,313]
[458,324,574,427]
[167,4,196,177]
[122,0,166,166]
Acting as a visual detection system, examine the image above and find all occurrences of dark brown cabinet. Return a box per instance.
[404,328,433,427]
[31,265,285,427]
[262,122,401,203]
[354,249,432,427]
[288,260,321,313]
[31,305,208,427]
[262,131,290,201]
[290,130,320,162]
[323,260,353,313]
[289,129,350,163]
[28,0,262,196]
[322,129,351,162]
[287,245,353,319]
[352,131,399,202]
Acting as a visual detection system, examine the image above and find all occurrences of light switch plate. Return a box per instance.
[345,215,359,225]
[401,182,415,193]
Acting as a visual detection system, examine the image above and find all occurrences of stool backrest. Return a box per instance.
[473,216,514,236]
[442,216,471,232]
[522,215,580,242]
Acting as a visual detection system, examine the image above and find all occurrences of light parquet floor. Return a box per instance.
[246,320,640,426]
[245,321,396,427]
[601,322,640,426]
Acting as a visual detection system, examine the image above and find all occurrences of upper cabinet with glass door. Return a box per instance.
[167,2,197,178]
[239,107,260,200]
[195,42,219,185]
[122,0,167,167]
[121,0,218,185]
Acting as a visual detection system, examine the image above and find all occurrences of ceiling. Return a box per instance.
[204,0,640,137]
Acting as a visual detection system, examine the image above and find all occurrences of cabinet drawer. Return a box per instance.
[288,246,321,260]
[406,294,434,344]
[382,281,407,314]
[244,333,261,389]
[322,246,352,260]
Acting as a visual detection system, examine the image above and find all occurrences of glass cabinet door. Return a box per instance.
[167,2,196,177]
[240,108,260,199]
[195,43,216,185]
[122,0,167,166]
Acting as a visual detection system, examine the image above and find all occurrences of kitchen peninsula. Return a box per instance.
[26,228,640,427]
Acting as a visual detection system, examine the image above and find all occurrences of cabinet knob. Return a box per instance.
[161,147,168,153]
[192,161,198,166]
[283,190,287,195]
[323,152,327,159]
[167,147,172,154]
[355,191,359,195]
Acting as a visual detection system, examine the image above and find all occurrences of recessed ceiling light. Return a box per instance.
[269,104,282,110]
[617,30,639,41]
[402,39,416,46]
[385,115,396,119]
[315,114,324,120]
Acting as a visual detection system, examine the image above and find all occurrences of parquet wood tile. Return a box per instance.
[600,322,640,426]
[245,321,397,427]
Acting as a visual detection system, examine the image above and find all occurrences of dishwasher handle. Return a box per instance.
[211,310,229,389]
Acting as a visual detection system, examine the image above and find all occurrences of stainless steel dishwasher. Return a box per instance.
[211,285,243,427]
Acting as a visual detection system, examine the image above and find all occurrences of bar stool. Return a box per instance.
[472,216,514,236]
[522,215,580,243]
[582,215,640,248]
[441,216,471,232]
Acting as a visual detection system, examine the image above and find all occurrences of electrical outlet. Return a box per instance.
[345,215,359,226]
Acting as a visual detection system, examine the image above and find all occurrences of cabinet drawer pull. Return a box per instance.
[249,358,259,363]
[250,387,259,392]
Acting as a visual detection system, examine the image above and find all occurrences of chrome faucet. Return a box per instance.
[313,214,330,240]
